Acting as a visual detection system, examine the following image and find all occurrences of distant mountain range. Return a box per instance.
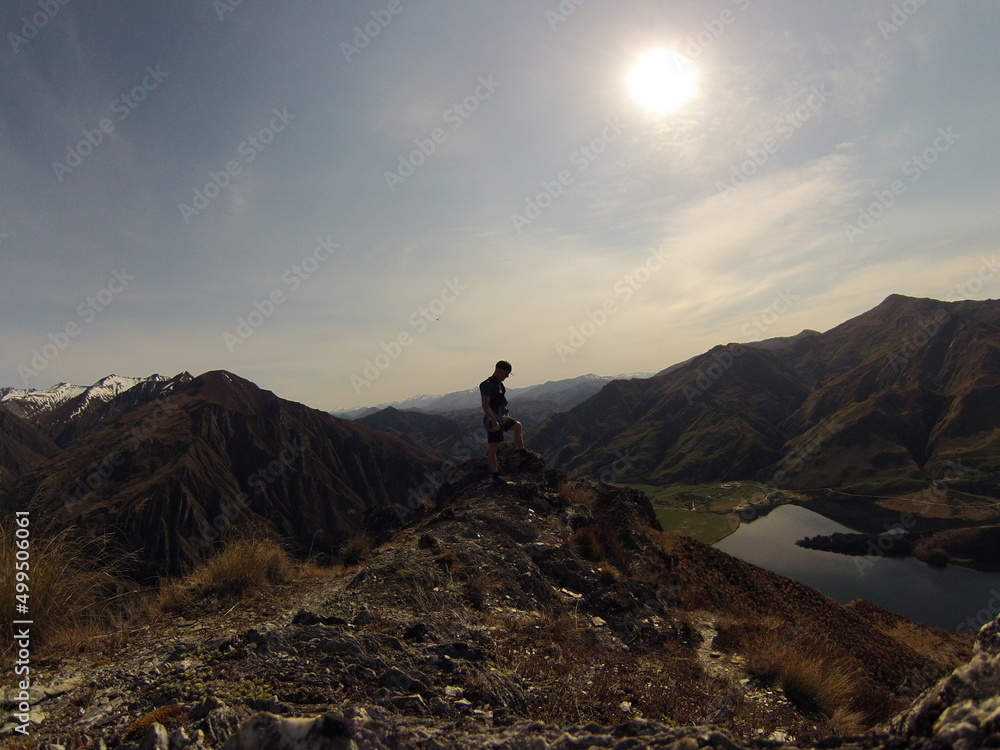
[0,371,436,579]
[333,373,654,419]
[343,373,655,464]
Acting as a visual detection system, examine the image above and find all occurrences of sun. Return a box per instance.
[627,48,698,115]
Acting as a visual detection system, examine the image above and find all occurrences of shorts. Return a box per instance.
[484,414,517,443]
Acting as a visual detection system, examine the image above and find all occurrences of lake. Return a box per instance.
[713,503,1000,632]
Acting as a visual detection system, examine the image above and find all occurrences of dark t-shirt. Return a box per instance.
[479,377,508,421]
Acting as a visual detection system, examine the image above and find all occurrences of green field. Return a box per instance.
[619,482,772,545]
[652,507,740,545]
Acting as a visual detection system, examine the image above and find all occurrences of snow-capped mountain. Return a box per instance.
[0,374,167,422]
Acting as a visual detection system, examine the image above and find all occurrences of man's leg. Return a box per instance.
[510,420,524,450]
[487,442,500,473]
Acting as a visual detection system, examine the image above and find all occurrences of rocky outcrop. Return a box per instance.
[890,616,1000,748]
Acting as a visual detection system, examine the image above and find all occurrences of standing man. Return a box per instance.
[480,360,525,486]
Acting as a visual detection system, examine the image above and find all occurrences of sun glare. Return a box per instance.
[627,48,697,116]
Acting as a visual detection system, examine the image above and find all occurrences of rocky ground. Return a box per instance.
[1,447,988,749]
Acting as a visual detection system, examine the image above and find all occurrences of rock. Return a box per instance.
[292,610,350,627]
[387,694,427,713]
[376,667,425,694]
[138,723,169,750]
[424,642,486,661]
[189,696,226,721]
[219,712,356,750]
[319,636,363,656]
[893,620,1000,747]
[402,622,429,641]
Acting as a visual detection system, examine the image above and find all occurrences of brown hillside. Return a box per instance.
[3,370,437,579]
[533,295,1000,495]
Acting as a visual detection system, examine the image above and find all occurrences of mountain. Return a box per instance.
[334,373,654,420]
[2,370,438,579]
[1,373,177,446]
[349,374,656,466]
[356,406,478,462]
[10,445,977,748]
[532,295,1000,494]
[0,404,60,493]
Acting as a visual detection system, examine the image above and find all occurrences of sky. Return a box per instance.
[1,1,998,411]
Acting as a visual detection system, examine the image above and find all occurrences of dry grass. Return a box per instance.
[557,480,595,507]
[568,523,628,575]
[339,531,374,566]
[154,538,295,613]
[715,616,865,723]
[462,571,500,610]
[0,524,138,657]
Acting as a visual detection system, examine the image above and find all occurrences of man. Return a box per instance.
[479,360,525,485]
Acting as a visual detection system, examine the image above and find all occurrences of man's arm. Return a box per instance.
[481,393,499,427]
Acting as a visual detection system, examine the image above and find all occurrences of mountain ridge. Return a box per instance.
[2,369,438,579]
[531,294,1000,492]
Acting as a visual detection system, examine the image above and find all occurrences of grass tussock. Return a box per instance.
[557,480,595,507]
[569,523,627,576]
[0,524,138,656]
[155,538,296,613]
[715,616,871,725]
[462,571,500,610]
[340,531,375,566]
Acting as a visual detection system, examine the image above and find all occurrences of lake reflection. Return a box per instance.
[713,503,1000,631]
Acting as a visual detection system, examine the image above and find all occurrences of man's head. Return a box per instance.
[493,360,512,380]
